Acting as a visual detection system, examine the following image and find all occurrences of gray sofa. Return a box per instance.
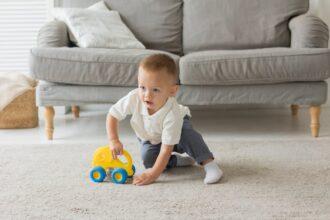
[30,0,330,140]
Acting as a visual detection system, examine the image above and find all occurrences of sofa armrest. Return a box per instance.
[289,14,329,48]
[37,21,69,47]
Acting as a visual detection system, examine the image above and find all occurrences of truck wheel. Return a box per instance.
[90,166,106,183]
[128,165,136,177]
[111,168,127,184]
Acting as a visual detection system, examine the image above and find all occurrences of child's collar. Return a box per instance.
[140,97,174,117]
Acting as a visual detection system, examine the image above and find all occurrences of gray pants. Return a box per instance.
[138,115,214,169]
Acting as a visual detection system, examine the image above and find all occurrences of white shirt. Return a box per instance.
[109,88,191,145]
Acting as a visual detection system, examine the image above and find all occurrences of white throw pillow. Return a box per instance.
[53,1,110,44]
[88,1,110,11]
[52,2,145,49]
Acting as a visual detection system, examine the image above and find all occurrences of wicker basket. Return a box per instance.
[0,88,38,128]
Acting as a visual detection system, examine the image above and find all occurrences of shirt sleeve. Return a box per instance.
[161,111,184,146]
[108,89,137,121]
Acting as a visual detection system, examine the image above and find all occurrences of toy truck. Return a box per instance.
[90,146,135,184]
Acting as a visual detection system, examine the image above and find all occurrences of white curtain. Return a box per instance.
[0,0,48,74]
[310,0,330,39]
[316,1,330,28]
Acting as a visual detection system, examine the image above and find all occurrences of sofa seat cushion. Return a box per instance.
[179,48,330,85]
[36,81,327,106]
[30,47,179,86]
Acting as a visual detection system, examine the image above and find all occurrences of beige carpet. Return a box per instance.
[1,139,330,219]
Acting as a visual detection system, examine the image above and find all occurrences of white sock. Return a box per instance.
[203,160,223,184]
[173,153,195,167]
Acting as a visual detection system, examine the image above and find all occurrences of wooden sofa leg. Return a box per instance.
[44,106,55,140]
[309,105,321,138]
[72,105,80,118]
[290,104,299,116]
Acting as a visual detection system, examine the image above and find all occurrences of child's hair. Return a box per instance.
[139,54,178,84]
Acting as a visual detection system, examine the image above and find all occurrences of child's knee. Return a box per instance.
[141,150,158,168]
[143,160,155,169]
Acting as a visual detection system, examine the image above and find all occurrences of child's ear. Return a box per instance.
[170,85,179,97]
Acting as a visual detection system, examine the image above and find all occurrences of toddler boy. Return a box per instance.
[107,54,223,185]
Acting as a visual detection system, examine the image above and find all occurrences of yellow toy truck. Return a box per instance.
[89,146,135,184]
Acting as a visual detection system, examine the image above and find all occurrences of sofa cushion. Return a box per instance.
[30,47,179,86]
[53,1,111,44]
[179,48,330,85]
[53,9,145,49]
[183,0,309,54]
[104,0,183,55]
[36,81,327,106]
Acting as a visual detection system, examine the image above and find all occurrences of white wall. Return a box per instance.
[310,0,330,107]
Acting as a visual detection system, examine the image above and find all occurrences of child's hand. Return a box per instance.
[109,139,123,159]
[133,169,158,186]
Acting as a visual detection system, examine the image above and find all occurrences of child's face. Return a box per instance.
[138,67,178,114]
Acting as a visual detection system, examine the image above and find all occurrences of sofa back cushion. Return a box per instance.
[55,0,99,7]
[104,0,183,55]
[183,0,309,54]
[55,0,183,55]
